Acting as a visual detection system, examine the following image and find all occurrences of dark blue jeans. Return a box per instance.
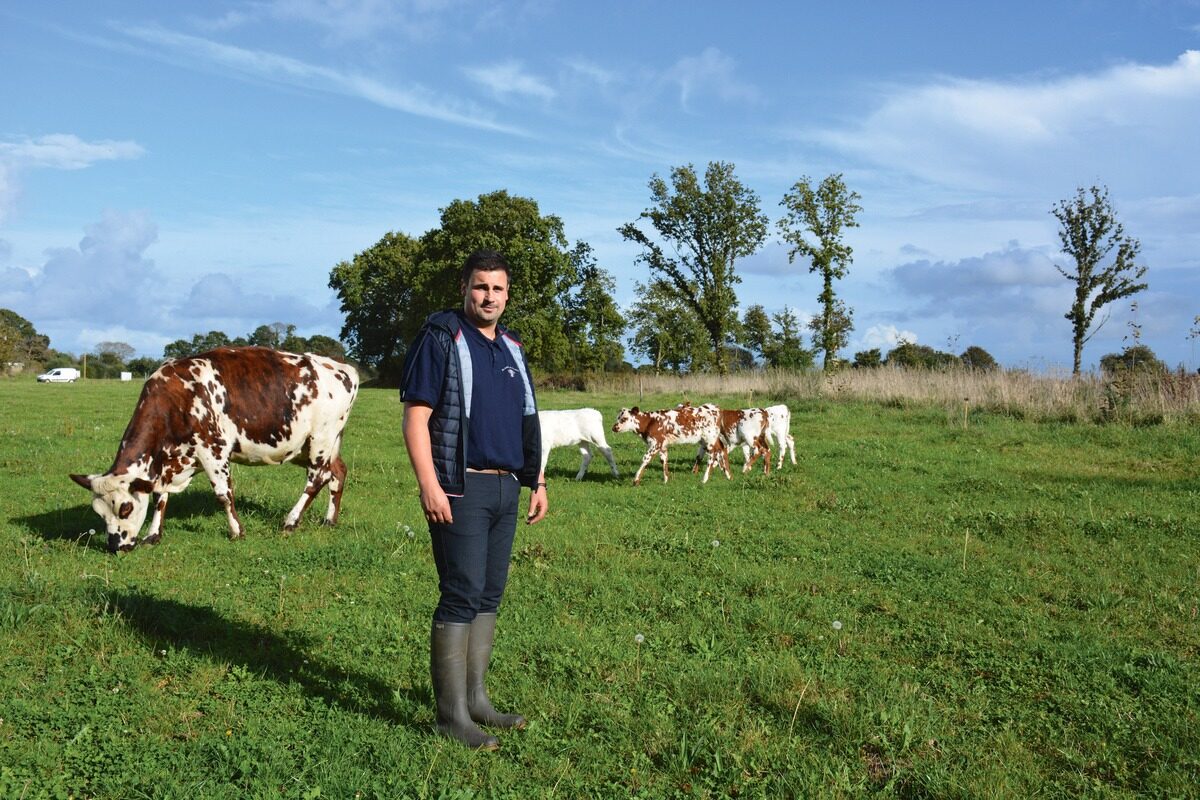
[429,471,520,623]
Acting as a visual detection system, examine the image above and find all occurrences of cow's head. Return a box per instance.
[70,473,154,553]
[612,407,640,433]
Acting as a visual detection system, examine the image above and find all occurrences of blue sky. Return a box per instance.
[2,1,1198,370]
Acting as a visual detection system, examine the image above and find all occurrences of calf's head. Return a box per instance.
[70,473,154,553]
[612,407,641,433]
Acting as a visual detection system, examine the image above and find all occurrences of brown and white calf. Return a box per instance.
[71,346,359,553]
[611,403,729,485]
[756,404,796,469]
[709,407,772,476]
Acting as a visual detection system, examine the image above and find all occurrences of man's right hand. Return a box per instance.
[420,483,453,525]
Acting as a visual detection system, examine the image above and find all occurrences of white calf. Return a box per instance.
[741,403,796,469]
[538,408,619,481]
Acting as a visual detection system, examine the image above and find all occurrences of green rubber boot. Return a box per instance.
[467,613,527,730]
[430,620,500,750]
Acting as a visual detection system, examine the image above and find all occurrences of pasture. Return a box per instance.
[1,378,1197,798]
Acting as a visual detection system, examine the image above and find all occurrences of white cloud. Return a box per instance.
[464,60,556,101]
[186,0,458,41]
[859,323,919,350]
[891,241,1062,304]
[565,58,616,87]
[0,134,144,223]
[0,133,144,170]
[0,213,344,357]
[263,0,456,42]
[667,47,760,110]
[179,272,332,326]
[816,50,1200,194]
[117,24,525,135]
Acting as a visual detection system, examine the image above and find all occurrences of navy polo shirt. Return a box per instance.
[403,312,526,472]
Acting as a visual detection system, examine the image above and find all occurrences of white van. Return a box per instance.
[37,367,81,383]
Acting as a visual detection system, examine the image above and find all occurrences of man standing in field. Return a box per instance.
[400,249,548,750]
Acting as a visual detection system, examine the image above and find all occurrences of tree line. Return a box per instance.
[330,164,1162,380]
[0,167,1175,381]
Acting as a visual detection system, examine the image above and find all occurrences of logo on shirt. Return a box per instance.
[501,366,519,378]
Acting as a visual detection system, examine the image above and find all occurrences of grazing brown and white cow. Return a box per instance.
[71,346,359,553]
[611,403,728,485]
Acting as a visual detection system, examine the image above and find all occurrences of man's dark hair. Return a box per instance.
[461,250,511,287]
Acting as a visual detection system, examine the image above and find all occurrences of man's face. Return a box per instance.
[461,268,509,328]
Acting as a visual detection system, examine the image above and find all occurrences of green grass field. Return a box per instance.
[1,379,1197,798]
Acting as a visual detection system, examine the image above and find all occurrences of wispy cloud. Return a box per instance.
[464,60,556,101]
[0,134,143,223]
[816,50,1200,193]
[0,133,145,170]
[186,0,458,42]
[667,47,760,111]
[117,24,526,135]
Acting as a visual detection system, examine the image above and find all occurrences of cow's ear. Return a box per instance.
[118,501,134,519]
[630,406,639,413]
[69,473,94,490]
[129,478,155,495]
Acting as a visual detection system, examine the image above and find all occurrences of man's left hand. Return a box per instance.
[526,485,548,525]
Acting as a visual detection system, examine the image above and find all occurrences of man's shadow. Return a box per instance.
[109,590,426,731]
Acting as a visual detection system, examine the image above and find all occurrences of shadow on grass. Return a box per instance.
[13,492,282,552]
[109,589,425,731]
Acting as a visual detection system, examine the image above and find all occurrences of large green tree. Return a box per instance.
[777,173,862,371]
[419,190,579,371]
[328,231,424,379]
[1051,185,1148,375]
[0,308,51,366]
[619,162,769,375]
[626,280,711,374]
[563,243,626,372]
[741,304,772,364]
[163,330,232,360]
[740,304,813,369]
[766,307,814,370]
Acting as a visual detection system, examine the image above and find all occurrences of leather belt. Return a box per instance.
[466,467,511,475]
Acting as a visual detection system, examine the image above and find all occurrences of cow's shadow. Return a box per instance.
[13,492,281,552]
[109,590,424,730]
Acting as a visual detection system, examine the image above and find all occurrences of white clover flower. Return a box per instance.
[634,633,645,645]
[832,620,843,631]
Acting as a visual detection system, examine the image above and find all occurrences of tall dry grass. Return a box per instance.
[577,367,1200,424]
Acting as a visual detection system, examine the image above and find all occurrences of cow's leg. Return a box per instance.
[691,442,706,474]
[284,460,331,531]
[741,443,753,473]
[574,444,592,481]
[786,435,797,466]
[747,435,771,475]
[633,441,662,484]
[322,455,347,525]
[141,493,170,545]
[660,447,671,483]
[204,461,244,540]
[599,444,619,477]
[702,441,731,483]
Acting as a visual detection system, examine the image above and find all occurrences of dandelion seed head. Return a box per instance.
[832,620,843,631]
[711,539,720,548]
[634,633,645,645]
